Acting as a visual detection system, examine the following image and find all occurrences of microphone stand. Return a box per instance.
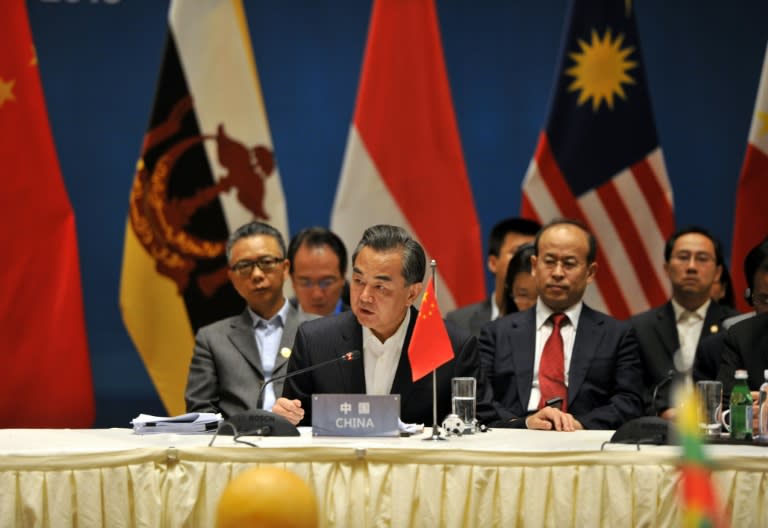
[424,259,447,441]
[258,350,360,407]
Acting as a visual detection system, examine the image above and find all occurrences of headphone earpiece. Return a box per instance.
[745,287,753,306]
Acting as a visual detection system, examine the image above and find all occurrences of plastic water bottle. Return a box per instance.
[758,369,768,440]
[730,369,753,440]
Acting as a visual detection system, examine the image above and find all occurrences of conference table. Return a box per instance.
[0,427,765,528]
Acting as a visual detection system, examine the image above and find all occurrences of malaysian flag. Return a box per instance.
[521,0,674,319]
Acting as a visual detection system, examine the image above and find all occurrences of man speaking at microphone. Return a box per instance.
[272,224,479,426]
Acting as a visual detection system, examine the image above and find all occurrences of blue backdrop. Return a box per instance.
[26,0,768,426]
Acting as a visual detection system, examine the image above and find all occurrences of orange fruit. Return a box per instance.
[215,466,319,528]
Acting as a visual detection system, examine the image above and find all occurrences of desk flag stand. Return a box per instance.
[423,260,447,442]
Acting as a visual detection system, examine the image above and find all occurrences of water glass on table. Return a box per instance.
[696,380,723,436]
[451,377,476,434]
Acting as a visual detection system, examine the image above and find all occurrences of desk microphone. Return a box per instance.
[211,350,362,441]
[257,350,361,406]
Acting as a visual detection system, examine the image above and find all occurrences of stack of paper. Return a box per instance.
[131,412,222,434]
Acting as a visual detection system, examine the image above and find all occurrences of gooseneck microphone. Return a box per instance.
[258,350,361,405]
[210,350,361,443]
[652,369,677,417]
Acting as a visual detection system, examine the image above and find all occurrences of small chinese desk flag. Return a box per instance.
[407,277,454,381]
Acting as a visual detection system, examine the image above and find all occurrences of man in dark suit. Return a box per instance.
[185,221,300,418]
[717,313,768,395]
[695,236,768,382]
[478,219,643,431]
[446,217,540,336]
[272,224,478,426]
[631,226,738,419]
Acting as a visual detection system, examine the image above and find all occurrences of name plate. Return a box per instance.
[311,394,400,437]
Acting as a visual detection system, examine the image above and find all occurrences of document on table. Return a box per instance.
[131,412,222,434]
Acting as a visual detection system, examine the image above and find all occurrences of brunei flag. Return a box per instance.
[120,0,288,415]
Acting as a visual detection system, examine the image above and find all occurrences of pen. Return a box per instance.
[545,397,563,410]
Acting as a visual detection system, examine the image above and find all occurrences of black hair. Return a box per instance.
[744,236,768,303]
[663,225,724,265]
[287,226,348,275]
[487,217,541,256]
[352,225,425,285]
[225,221,286,261]
[501,242,536,314]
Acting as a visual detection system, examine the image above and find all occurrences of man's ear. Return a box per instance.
[530,255,538,277]
[407,282,423,306]
[586,261,598,284]
[487,255,498,274]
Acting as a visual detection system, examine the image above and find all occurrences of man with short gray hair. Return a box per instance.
[272,224,480,426]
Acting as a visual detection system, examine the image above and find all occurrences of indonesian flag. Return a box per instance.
[330,0,484,312]
[522,0,674,319]
[119,0,288,415]
[731,43,768,313]
[408,278,454,381]
[0,2,94,426]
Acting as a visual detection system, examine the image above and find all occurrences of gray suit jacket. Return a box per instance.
[184,303,300,418]
[446,298,493,337]
[631,300,738,414]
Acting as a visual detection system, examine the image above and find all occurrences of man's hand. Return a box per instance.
[660,407,676,421]
[524,407,583,431]
[272,397,304,426]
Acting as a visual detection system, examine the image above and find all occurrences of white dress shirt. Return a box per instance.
[526,301,583,411]
[671,298,709,371]
[363,310,411,395]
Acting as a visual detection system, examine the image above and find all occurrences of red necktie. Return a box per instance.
[538,313,568,412]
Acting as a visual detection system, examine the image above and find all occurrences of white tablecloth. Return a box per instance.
[0,428,765,527]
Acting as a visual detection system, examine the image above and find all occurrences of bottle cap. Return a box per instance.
[735,369,748,379]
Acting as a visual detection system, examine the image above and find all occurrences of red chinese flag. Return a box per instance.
[407,278,454,381]
[731,43,768,313]
[0,2,95,426]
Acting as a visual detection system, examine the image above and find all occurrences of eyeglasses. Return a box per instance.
[230,256,284,277]
[295,277,340,290]
[752,293,768,307]
[671,252,715,265]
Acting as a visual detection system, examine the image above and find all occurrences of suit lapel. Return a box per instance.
[653,302,680,358]
[228,310,263,375]
[339,312,366,394]
[514,310,537,409]
[567,306,603,405]
[699,302,725,341]
[469,299,493,335]
[274,302,299,374]
[391,307,418,398]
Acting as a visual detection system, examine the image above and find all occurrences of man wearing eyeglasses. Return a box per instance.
[184,221,300,418]
[631,226,738,420]
[287,227,349,323]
